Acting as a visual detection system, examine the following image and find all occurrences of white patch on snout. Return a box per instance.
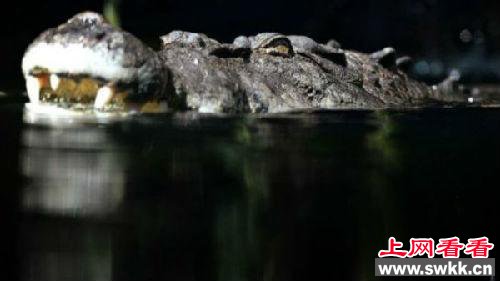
[22,42,136,82]
[94,86,114,109]
[50,74,60,90]
[26,76,40,104]
[198,103,223,113]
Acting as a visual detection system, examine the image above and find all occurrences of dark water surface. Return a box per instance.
[0,102,498,281]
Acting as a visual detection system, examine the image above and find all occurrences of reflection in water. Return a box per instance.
[20,124,121,281]
[8,110,499,281]
[357,112,401,281]
[214,121,271,281]
[21,126,125,217]
[366,111,400,167]
[21,224,112,281]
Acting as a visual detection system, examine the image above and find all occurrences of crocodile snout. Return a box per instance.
[22,12,167,114]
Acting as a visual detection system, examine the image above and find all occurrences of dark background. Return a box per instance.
[1,0,500,92]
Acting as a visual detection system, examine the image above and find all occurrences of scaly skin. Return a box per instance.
[22,12,465,114]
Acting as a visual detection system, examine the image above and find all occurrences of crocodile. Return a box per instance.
[22,11,466,115]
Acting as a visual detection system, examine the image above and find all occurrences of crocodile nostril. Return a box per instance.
[95,31,106,40]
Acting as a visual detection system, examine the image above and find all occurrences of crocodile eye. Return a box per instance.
[252,34,294,57]
[272,45,292,56]
[260,37,294,57]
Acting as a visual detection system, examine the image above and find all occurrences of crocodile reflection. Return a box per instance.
[18,114,396,281]
[21,125,125,217]
[20,124,123,281]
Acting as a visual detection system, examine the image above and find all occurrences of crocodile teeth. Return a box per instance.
[50,74,60,90]
[26,76,40,104]
[94,86,114,109]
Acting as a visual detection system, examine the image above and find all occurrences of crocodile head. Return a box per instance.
[22,12,167,114]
